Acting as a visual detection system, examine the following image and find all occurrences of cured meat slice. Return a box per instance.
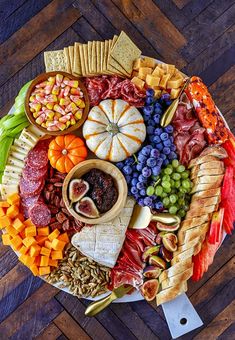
[20,177,44,197]
[29,202,51,227]
[22,165,48,181]
[21,194,40,208]
[26,141,49,169]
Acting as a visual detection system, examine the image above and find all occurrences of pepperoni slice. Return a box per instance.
[21,194,40,208]
[26,141,49,169]
[20,177,44,197]
[22,164,48,181]
[29,202,51,227]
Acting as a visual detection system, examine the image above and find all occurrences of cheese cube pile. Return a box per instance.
[0,193,69,276]
[131,57,186,99]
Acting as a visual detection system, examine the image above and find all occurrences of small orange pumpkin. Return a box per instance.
[48,135,88,173]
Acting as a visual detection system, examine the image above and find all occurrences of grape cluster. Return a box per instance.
[117,90,178,210]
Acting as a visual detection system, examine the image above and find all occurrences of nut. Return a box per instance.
[162,233,178,252]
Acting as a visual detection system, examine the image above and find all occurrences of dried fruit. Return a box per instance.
[156,222,180,232]
[143,266,161,279]
[140,279,159,301]
[159,246,173,262]
[162,233,178,252]
[69,179,89,203]
[142,246,160,262]
[74,197,99,218]
[149,255,167,269]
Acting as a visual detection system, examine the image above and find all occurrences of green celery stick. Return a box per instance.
[7,121,30,136]
[0,137,14,172]
[2,113,27,130]
[14,103,25,115]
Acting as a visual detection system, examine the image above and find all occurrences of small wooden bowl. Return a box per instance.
[24,71,90,136]
[62,160,128,224]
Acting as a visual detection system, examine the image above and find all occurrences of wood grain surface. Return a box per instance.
[0,1,234,339]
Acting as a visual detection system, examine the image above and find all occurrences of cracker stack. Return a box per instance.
[44,31,141,78]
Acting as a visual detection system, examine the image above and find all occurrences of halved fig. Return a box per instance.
[69,179,89,203]
[142,246,160,262]
[140,279,159,301]
[159,246,173,262]
[149,255,167,269]
[74,197,99,218]
[156,222,180,232]
[162,233,178,252]
[143,266,162,279]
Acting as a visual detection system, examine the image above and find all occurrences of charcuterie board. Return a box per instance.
[0,31,234,314]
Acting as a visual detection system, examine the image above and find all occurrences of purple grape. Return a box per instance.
[165,100,172,106]
[156,158,163,166]
[131,186,138,195]
[123,165,132,175]
[156,142,164,151]
[160,153,166,160]
[170,144,176,151]
[150,148,160,158]
[125,175,131,183]
[169,151,177,160]
[160,132,169,141]
[137,154,147,164]
[163,159,170,166]
[144,197,153,207]
[142,167,152,178]
[147,126,155,134]
[153,135,161,144]
[155,128,163,136]
[148,119,155,127]
[146,88,154,97]
[143,105,154,115]
[137,181,145,190]
[147,158,157,168]
[133,172,139,178]
[136,163,143,171]
[141,145,152,156]
[153,114,161,124]
[169,136,174,143]
[161,93,170,100]
[164,125,174,133]
[116,161,124,169]
[155,201,163,210]
[145,96,154,105]
[149,135,155,143]
[152,166,161,176]
[163,147,171,155]
[154,103,162,114]
[138,198,145,206]
[163,139,171,147]
[131,178,138,186]
[140,189,146,196]
[138,174,147,183]
[125,157,135,165]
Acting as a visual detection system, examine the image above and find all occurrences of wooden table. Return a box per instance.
[0,1,234,339]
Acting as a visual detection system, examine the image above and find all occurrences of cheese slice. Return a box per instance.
[2,175,19,185]
[72,197,135,268]
[7,156,25,168]
[0,184,19,199]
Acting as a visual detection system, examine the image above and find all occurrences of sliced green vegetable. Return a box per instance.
[14,102,25,115]
[7,121,30,136]
[0,137,14,172]
[2,113,27,130]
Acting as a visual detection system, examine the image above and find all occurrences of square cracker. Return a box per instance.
[110,31,141,74]
[87,41,93,74]
[44,50,67,72]
[107,36,128,76]
[96,41,101,73]
[79,44,86,76]
[83,44,93,76]
[91,41,97,73]
[64,47,71,73]
[100,41,105,73]
[73,42,82,76]
[68,46,74,73]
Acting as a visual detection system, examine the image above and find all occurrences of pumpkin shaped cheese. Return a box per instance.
[82,99,146,162]
[48,134,88,173]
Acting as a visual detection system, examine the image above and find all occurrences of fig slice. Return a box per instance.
[156,222,180,232]
[74,197,99,218]
[142,246,160,262]
[162,233,178,252]
[143,266,162,279]
[69,179,89,203]
[149,255,167,269]
[140,279,159,301]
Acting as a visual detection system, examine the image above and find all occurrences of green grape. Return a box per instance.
[169,206,178,214]
[146,186,155,196]
[172,173,181,181]
[178,197,185,206]
[161,192,167,198]
[162,175,170,182]
[170,194,177,204]
[177,165,185,173]
[164,167,173,175]
[179,187,187,193]
[164,187,171,194]
[155,185,163,196]
[162,181,171,190]
[163,197,170,207]
[182,179,191,190]
[181,171,189,179]
[178,209,186,218]
[170,179,175,187]
[178,191,185,198]
[172,159,179,168]
[174,180,181,188]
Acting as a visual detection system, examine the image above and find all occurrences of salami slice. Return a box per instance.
[22,164,48,181]
[20,177,44,197]
[26,141,49,169]
[29,202,51,227]
[21,194,40,208]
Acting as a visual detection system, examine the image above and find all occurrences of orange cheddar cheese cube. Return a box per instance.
[18,245,29,255]
[25,255,35,267]
[34,256,41,267]
[58,233,69,243]
[40,247,51,257]
[39,266,50,276]
[17,213,25,222]
[51,250,63,260]
[0,201,10,208]
[0,216,12,229]
[44,240,52,249]
[37,227,49,236]
[19,229,26,239]
[48,259,58,267]
[13,218,25,232]
[51,239,66,251]
[35,236,48,246]
[24,219,35,227]
[29,244,41,257]
[6,205,19,219]
[40,256,49,267]
[6,225,19,236]
[7,193,20,206]
[48,229,60,241]
[2,234,12,245]
[0,207,5,217]
[30,264,39,276]
[19,254,28,264]
[25,225,37,237]
[10,235,23,250]
[22,236,36,248]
